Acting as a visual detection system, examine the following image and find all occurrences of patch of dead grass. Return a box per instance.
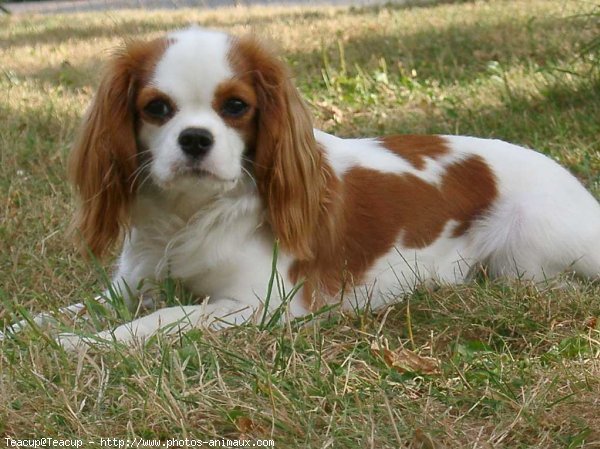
[1,0,599,447]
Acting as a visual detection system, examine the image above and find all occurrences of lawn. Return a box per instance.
[1,0,599,447]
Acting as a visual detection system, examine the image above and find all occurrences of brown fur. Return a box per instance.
[212,79,258,145]
[381,135,449,169]
[228,36,333,260]
[136,86,178,126]
[69,38,168,258]
[227,41,498,309]
[71,33,497,313]
[292,150,498,311]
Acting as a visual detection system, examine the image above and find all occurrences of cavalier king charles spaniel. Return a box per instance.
[3,26,600,348]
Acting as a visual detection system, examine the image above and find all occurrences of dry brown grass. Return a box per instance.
[1,0,599,447]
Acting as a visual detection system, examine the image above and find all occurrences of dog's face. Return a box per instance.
[70,27,326,259]
[137,29,257,190]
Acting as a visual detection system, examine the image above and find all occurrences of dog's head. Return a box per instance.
[70,27,327,259]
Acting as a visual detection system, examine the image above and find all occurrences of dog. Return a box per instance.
[3,26,600,348]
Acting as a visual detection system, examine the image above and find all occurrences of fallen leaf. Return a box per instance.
[235,416,255,433]
[371,341,440,375]
[584,316,597,329]
[411,428,443,449]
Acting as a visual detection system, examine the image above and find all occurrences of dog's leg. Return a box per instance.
[0,298,107,341]
[56,299,253,350]
[0,261,153,342]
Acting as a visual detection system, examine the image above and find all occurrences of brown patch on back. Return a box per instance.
[342,155,498,252]
[290,150,498,311]
[381,135,449,170]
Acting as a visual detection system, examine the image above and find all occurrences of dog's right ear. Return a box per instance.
[69,39,166,258]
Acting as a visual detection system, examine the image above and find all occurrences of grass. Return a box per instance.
[1,0,600,447]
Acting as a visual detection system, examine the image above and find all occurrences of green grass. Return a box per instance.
[1,0,600,447]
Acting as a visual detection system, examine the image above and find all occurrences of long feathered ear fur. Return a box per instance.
[237,37,329,261]
[69,52,137,258]
[69,40,163,258]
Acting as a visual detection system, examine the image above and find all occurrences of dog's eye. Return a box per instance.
[221,98,249,118]
[144,99,173,119]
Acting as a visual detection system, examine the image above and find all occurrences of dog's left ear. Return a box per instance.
[234,37,328,261]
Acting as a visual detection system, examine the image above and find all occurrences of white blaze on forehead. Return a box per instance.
[151,27,233,103]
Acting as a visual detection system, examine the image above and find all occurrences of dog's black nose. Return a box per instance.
[178,128,214,158]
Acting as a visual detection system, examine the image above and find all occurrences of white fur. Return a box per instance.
[3,27,598,348]
[140,28,244,186]
[317,129,466,186]
[57,128,600,350]
[355,136,600,310]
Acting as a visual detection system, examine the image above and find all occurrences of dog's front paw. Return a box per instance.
[56,333,94,351]
[57,331,118,351]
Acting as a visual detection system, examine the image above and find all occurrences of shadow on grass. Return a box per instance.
[2,18,182,49]
[288,13,590,86]
[2,9,337,49]
[8,5,591,94]
[0,98,77,171]
[4,1,598,185]
[1,0,488,48]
